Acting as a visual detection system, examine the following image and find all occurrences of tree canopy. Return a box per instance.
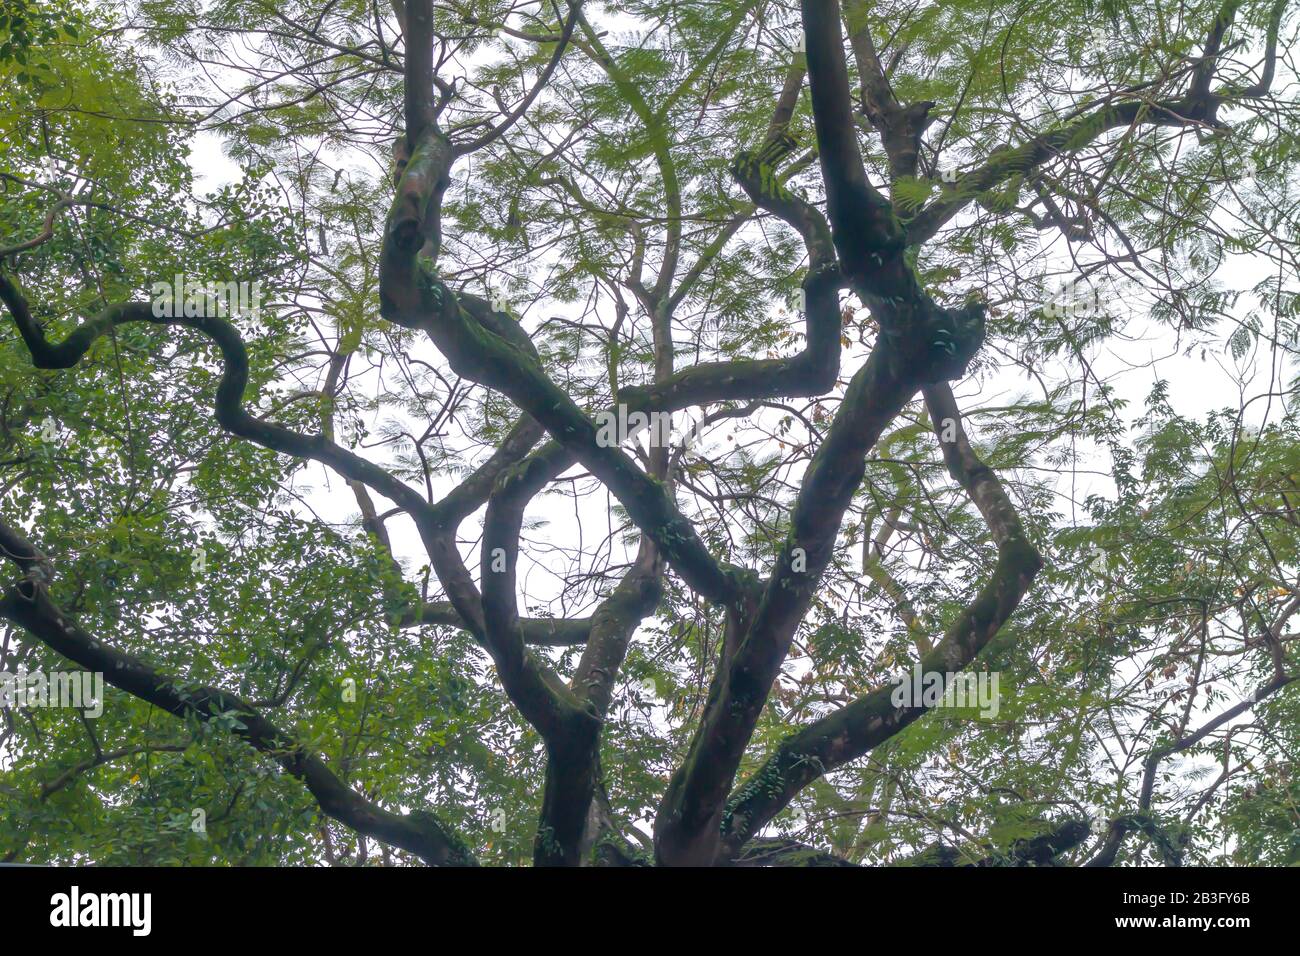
[1,0,1298,866]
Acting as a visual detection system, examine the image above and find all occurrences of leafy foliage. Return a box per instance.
[1,0,1297,865]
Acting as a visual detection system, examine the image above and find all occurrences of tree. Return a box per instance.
[0,0,1296,865]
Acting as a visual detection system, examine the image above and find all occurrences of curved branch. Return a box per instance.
[905,0,1291,246]
[715,383,1040,860]
[0,272,439,539]
[898,817,1091,867]
[0,536,474,866]
[453,2,583,157]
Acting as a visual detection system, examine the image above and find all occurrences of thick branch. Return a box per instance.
[715,384,1040,860]
[0,550,473,866]
[842,0,934,183]
[651,5,988,865]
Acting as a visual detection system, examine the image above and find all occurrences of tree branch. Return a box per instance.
[0,528,475,866]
